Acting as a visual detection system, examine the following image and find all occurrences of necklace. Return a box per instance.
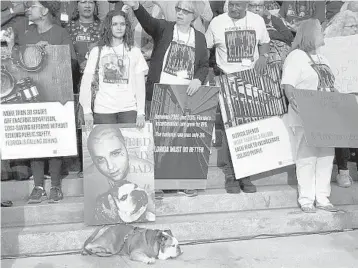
[176,25,191,46]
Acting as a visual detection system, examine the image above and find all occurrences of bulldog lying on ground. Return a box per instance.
[82,224,183,264]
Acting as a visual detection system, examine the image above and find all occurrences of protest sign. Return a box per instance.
[83,123,155,226]
[320,35,358,94]
[216,64,294,179]
[293,90,358,148]
[1,45,77,159]
[150,84,220,190]
[216,63,288,128]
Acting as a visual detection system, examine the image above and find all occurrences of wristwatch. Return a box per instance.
[9,8,14,14]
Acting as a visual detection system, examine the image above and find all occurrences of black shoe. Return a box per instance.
[48,186,63,203]
[239,178,257,193]
[28,186,47,204]
[225,175,241,194]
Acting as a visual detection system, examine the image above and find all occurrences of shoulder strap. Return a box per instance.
[94,46,102,74]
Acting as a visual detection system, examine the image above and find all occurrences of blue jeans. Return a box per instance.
[93,111,137,124]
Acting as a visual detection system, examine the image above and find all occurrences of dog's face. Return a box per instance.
[110,182,148,223]
[157,230,183,260]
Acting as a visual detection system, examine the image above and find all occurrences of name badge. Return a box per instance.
[242,58,252,67]
[60,13,69,22]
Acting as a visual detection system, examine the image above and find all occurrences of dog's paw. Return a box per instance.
[144,257,156,264]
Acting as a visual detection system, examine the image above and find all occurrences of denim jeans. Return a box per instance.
[93,110,137,124]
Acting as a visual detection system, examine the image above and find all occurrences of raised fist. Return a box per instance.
[122,1,139,10]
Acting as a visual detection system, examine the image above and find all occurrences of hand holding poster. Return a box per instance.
[320,35,358,94]
[216,64,294,179]
[1,45,77,159]
[150,84,220,190]
[293,90,358,148]
[83,123,155,226]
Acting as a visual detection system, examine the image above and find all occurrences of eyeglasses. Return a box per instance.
[26,4,43,10]
[175,6,194,16]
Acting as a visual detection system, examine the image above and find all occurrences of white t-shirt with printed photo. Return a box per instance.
[281,49,336,126]
[205,11,270,74]
[80,44,148,114]
[160,25,196,85]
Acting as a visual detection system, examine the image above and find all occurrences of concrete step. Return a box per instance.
[2,204,358,258]
[2,183,358,228]
[2,162,357,201]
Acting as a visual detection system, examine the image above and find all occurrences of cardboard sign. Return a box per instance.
[83,123,155,226]
[150,84,220,190]
[216,65,294,179]
[225,116,295,179]
[215,64,288,128]
[1,45,77,159]
[293,90,358,148]
[320,35,358,94]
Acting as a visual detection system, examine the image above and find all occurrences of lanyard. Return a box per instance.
[176,25,191,46]
[231,14,248,30]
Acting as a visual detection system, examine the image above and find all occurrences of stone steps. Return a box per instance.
[2,162,357,202]
[2,204,358,258]
[2,183,358,228]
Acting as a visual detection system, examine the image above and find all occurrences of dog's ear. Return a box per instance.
[163,229,173,237]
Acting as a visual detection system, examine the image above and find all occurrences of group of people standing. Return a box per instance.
[1,0,357,213]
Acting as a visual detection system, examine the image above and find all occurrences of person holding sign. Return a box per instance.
[123,0,209,108]
[79,9,148,127]
[281,19,339,213]
[206,0,270,194]
[11,1,78,204]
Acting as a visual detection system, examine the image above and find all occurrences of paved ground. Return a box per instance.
[2,230,358,268]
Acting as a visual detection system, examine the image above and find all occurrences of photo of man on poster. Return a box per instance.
[84,124,155,225]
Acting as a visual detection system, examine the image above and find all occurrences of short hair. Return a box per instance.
[87,124,126,159]
[291,19,321,53]
[176,0,205,22]
[98,10,134,50]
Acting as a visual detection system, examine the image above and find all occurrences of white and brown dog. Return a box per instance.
[82,224,183,264]
[94,181,155,224]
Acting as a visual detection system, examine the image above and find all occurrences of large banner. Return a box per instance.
[150,84,220,190]
[1,45,77,159]
[216,64,294,179]
[320,35,358,94]
[83,123,155,226]
[293,90,358,148]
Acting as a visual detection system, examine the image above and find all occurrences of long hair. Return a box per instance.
[98,10,134,50]
[71,1,100,22]
[290,19,321,53]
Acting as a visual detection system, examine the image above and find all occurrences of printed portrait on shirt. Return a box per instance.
[101,53,130,84]
[224,28,257,63]
[311,64,335,91]
[163,41,195,80]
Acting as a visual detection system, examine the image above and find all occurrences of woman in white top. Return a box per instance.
[281,19,338,213]
[79,9,148,127]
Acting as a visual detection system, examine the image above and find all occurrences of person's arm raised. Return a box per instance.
[123,1,162,39]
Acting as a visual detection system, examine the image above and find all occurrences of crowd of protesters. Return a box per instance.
[1,0,357,213]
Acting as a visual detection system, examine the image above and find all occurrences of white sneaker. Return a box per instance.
[336,170,353,188]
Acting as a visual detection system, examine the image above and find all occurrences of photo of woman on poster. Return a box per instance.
[86,124,155,225]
